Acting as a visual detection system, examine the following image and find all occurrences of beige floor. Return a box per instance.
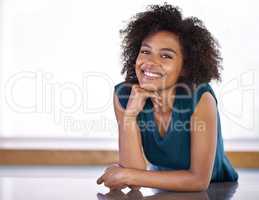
[0,166,258,200]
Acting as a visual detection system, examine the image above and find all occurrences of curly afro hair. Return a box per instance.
[119,3,222,86]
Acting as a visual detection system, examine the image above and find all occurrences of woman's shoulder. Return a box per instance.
[175,82,218,115]
[192,83,218,106]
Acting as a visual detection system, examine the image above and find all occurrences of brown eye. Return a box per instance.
[140,50,150,54]
[161,54,172,59]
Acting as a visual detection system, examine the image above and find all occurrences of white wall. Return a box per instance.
[0,0,258,148]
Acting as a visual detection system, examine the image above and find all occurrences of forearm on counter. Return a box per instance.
[127,168,209,192]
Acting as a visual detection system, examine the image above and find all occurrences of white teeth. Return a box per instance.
[144,71,162,78]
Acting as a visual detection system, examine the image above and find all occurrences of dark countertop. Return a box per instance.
[0,166,258,200]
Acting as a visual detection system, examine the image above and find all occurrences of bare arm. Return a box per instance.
[113,91,147,170]
[126,92,218,191]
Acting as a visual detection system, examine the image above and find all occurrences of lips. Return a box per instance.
[143,71,162,77]
[140,65,164,80]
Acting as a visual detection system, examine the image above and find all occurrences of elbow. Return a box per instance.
[195,182,209,192]
[188,169,210,192]
[193,177,210,192]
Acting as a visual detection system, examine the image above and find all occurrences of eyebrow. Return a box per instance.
[141,43,177,54]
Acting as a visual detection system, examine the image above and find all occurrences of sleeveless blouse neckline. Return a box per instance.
[150,93,178,143]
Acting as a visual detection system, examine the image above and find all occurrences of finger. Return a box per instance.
[129,185,141,190]
[104,165,114,173]
[144,91,161,100]
[154,91,160,97]
[104,178,116,188]
[152,98,162,107]
[152,96,162,104]
[104,164,117,173]
[153,92,162,100]
[96,177,103,184]
[97,174,105,184]
[136,86,161,99]
[116,163,124,168]
[109,185,124,191]
[113,163,121,167]
[107,182,126,191]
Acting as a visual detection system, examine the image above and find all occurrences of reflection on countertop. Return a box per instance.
[97,182,238,200]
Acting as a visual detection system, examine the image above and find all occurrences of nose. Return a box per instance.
[148,53,161,65]
[144,54,161,67]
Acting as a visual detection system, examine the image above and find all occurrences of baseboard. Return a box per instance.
[0,149,259,168]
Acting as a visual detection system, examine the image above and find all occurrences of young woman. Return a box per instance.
[97,3,238,192]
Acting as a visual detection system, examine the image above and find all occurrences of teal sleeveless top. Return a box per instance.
[114,81,238,182]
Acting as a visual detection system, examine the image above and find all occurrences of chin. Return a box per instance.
[138,82,160,91]
[136,73,167,91]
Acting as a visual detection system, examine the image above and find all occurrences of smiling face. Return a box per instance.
[135,31,184,92]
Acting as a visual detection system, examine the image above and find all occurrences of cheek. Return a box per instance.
[135,55,144,67]
[135,56,144,73]
[165,64,182,80]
